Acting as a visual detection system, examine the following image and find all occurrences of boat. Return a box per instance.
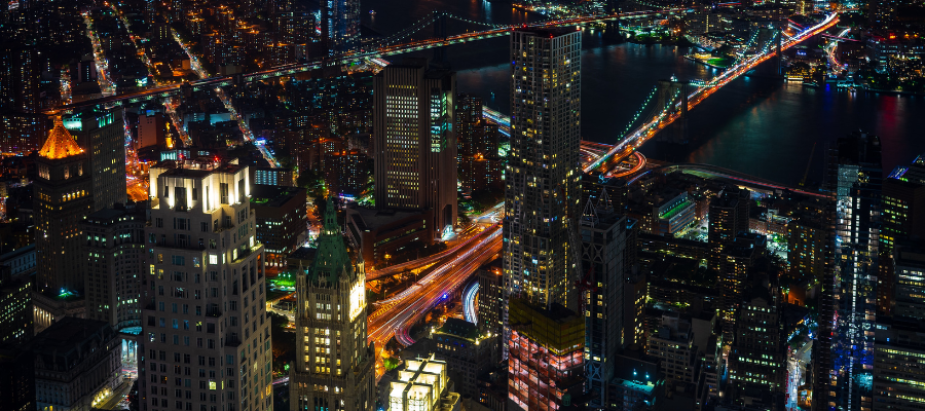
[369,9,376,15]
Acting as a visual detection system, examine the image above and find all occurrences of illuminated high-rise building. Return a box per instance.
[826,130,882,411]
[708,187,750,271]
[139,160,273,411]
[289,197,375,411]
[372,60,457,239]
[33,110,129,331]
[33,119,92,332]
[726,271,784,404]
[457,94,501,193]
[502,28,582,340]
[876,169,925,316]
[321,0,359,55]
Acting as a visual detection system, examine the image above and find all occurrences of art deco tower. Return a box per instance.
[289,198,375,411]
[138,160,273,411]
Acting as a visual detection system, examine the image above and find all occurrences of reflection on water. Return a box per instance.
[364,0,925,185]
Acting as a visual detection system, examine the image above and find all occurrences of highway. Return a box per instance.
[368,226,501,375]
[366,202,502,280]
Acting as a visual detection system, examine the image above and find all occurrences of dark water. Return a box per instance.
[363,0,925,186]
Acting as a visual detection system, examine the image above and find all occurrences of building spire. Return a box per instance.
[309,196,352,286]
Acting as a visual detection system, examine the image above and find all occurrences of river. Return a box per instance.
[362,0,925,186]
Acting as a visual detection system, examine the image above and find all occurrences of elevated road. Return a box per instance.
[628,163,831,198]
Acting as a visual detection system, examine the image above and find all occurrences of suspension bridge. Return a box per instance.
[50,7,690,113]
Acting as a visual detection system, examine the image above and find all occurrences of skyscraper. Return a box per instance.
[827,131,883,411]
[457,94,502,193]
[139,160,273,411]
[708,187,751,271]
[877,173,925,316]
[33,111,129,331]
[580,196,627,408]
[71,110,128,210]
[321,0,359,55]
[289,198,375,411]
[373,60,457,239]
[503,27,582,331]
[726,270,784,404]
[81,204,146,331]
[33,120,92,328]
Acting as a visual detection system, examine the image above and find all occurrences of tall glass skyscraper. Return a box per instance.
[321,0,359,55]
[827,131,882,411]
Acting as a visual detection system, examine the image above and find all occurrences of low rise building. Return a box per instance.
[433,318,498,398]
[646,312,697,384]
[389,355,460,411]
[345,205,434,269]
[33,318,122,411]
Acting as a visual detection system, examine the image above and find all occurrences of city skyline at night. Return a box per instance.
[2,0,925,410]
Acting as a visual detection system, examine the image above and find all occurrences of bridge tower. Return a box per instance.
[434,11,448,64]
[655,78,688,144]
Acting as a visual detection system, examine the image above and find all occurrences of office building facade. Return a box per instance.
[80,204,147,332]
[33,318,122,411]
[33,120,92,329]
[250,185,307,268]
[508,299,584,411]
[373,60,457,239]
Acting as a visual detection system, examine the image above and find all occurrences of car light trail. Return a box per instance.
[463,282,479,324]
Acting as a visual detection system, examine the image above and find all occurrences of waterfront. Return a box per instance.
[364,0,925,186]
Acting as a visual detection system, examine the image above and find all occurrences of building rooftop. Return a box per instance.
[39,120,84,160]
[84,203,147,225]
[250,185,306,208]
[514,26,579,37]
[32,318,115,372]
[508,299,584,354]
[435,318,479,341]
[348,206,428,231]
[154,158,243,177]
